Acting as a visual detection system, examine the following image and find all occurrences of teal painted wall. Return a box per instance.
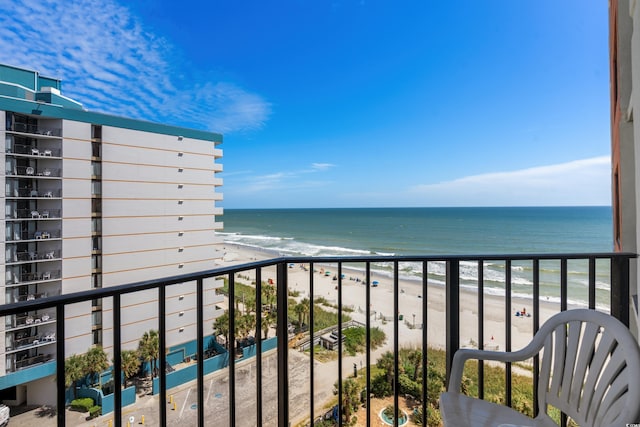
[0,361,55,390]
[0,64,36,90]
[0,82,33,100]
[76,385,135,414]
[152,337,277,395]
[35,92,83,109]
[38,76,61,91]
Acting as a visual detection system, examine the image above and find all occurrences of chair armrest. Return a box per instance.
[448,333,548,392]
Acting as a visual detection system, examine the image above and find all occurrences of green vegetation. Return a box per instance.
[120,349,141,388]
[333,377,360,426]
[88,405,102,419]
[366,347,546,427]
[70,397,94,412]
[343,327,385,356]
[85,346,109,387]
[138,330,159,380]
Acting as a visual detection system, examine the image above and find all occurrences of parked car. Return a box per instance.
[0,403,9,426]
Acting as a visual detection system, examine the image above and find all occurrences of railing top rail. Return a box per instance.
[0,252,635,317]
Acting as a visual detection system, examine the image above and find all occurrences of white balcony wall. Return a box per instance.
[104,259,222,287]
[101,200,220,216]
[102,215,218,234]
[61,220,92,242]
[62,178,91,198]
[101,163,216,184]
[103,231,222,253]
[61,157,90,179]
[62,237,91,258]
[102,246,220,273]
[62,267,92,293]
[61,120,91,142]
[62,199,91,220]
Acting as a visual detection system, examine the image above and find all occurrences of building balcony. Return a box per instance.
[5,189,59,199]
[6,166,61,178]
[0,252,635,426]
[6,250,60,264]
[5,143,62,158]
[5,209,61,220]
[5,270,60,287]
[5,312,55,331]
[6,123,61,137]
[7,230,60,242]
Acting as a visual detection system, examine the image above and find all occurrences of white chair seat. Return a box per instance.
[440,392,556,427]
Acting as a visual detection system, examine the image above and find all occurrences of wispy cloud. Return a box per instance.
[228,162,336,193]
[311,163,336,171]
[406,156,611,206]
[0,0,271,133]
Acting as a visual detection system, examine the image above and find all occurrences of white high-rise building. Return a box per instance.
[0,63,225,405]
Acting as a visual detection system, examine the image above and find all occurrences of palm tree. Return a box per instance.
[377,351,395,389]
[299,298,310,329]
[213,311,230,349]
[406,349,422,382]
[293,303,305,332]
[138,330,159,380]
[65,354,85,399]
[261,283,276,313]
[85,346,109,387]
[333,377,361,424]
[262,311,276,339]
[120,350,140,388]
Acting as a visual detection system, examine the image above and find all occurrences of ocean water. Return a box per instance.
[219,207,614,306]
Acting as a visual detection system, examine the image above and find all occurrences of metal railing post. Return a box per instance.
[56,304,65,427]
[445,260,460,389]
[113,294,122,426]
[611,255,630,326]
[197,279,204,427]
[276,261,289,425]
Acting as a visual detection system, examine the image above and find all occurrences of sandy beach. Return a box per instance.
[220,243,574,354]
[216,244,583,424]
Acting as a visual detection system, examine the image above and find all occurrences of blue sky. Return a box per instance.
[0,0,611,208]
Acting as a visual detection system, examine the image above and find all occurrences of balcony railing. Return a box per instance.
[0,252,634,426]
[6,123,61,137]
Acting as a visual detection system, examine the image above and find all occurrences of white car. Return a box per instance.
[0,404,9,426]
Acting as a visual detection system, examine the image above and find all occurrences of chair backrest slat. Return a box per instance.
[587,349,626,425]
[559,321,582,404]
[569,322,600,411]
[549,325,567,399]
[538,334,554,409]
[534,310,640,427]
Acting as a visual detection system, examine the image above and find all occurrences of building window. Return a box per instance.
[91,180,101,196]
[92,329,102,345]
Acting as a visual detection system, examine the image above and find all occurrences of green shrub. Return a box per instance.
[398,373,421,399]
[70,397,94,412]
[88,405,101,419]
[370,373,392,398]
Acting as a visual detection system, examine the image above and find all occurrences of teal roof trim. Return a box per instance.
[1,95,222,143]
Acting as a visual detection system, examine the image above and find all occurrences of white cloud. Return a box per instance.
[0,0,270,134]
[228,162,336,193]
[311,163,336,171]
[407,156,611,206]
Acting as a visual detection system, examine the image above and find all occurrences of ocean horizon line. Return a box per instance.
[222,205,612,211]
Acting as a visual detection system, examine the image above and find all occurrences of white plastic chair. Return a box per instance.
[440,309,640,427]
[25,166,34,175]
